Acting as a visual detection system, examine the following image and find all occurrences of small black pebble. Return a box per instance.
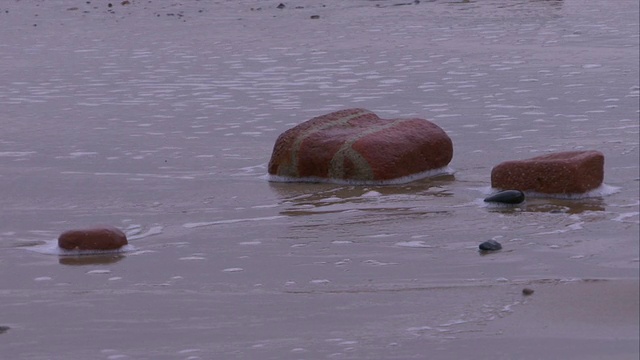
[479,240,502,251]
[310,15,320,19]
[277,3,285,9]
[0,326,10,334]
[484,190,525,205]
[522,288,534,296]
[108,3,112,8]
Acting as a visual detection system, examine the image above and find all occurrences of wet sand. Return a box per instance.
[1,0,638,359]
[2,247,638,359]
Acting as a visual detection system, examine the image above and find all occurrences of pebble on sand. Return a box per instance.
[479,240,502,252]
[484,189,525,204]
[58,226,128,251]
[522,288,534,296]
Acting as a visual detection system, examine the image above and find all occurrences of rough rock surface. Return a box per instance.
[491,150,604,194]
[58,227,128,251]
[268,108,453,183]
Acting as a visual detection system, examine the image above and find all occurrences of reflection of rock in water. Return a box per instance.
[526,199,606,214]
[59,254,125,266]
[269,175,455,217]
[487,197,606,214]
[268,174,455,204]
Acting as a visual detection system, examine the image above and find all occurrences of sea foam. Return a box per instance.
[521,183,620,199]
[481,183,620,199]
[26,239,136,256]
[266,166,454,186]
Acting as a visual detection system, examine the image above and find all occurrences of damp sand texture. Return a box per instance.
[0,1,638,359]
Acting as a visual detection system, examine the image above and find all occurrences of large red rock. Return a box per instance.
[491,150,604,194]
[268,108,453,183]
[58,227,128,251]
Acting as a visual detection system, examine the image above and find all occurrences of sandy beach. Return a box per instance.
[0,1,638,359]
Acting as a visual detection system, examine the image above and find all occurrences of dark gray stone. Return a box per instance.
[522,288,534,296]
[484,190,525,204]
[479,240,502,251]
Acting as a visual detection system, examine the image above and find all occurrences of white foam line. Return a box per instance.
[395,241,432,248]
[407,326,433,332]
[609,200,640,208]
[535,221,584,235]
[183,215,286,229]
[26,239,136,256]
[0,151,37,157]
[612,212,640,223]
[488,183,620,200]
[266,166,454,186]
[127,225,164,240]
[528,184,619,199]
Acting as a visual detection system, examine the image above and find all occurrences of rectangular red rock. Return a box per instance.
[491,150,604,195]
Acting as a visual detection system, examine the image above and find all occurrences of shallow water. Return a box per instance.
[1,1,638,359]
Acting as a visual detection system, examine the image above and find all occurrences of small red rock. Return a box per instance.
[491,150,604,195]
[58,227,128,251]
[268,108,453,183]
